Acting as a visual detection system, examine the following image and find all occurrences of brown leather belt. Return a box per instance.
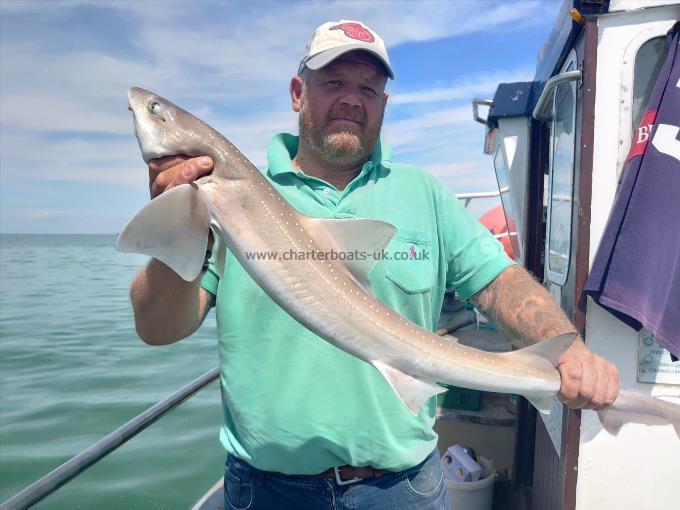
[290,465,389,485]
[328,465,387,483]
[233,455,391,486]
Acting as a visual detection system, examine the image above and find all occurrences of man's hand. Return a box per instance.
[148,155,213,198]
[472,266,621,410]
[130,154,216,345]
[557,337,620,410]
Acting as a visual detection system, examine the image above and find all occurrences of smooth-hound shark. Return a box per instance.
[118,87,680,438]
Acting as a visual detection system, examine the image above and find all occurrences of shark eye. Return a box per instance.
[148,101,162,115]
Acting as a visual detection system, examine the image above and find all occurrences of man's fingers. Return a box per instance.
[558,358,582,403]
[571,359,596,409]
[583,364,607,410]
[167,156,213,187]
[603,365,620,406]
[594,363,620,409]
[149,156,213,198]
[148,155,191,178]
[557,345,621,410]
[558,355,596,408]
[149,155,192,197]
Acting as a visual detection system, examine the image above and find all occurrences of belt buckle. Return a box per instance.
[334,466,363,486]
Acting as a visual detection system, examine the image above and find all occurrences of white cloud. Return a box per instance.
[268,0,558,47]
[19,209,64,221]
[0,104,297,196]
[0,0,557,231]
[384,104,481,154]
[1,133,143,186]
[390,68,534,105]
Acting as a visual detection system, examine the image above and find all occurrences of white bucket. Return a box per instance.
[444,456,495,510]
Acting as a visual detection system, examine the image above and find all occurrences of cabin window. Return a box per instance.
[632,36,668,132]
[546,59,576,286]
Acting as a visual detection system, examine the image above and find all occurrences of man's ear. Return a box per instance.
[383,91,389,109]
[290,76,303,112]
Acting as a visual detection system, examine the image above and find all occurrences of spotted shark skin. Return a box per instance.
[118,87,680,437]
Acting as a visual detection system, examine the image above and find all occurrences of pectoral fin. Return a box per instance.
[116,184,211,281]
[372,360,446,415]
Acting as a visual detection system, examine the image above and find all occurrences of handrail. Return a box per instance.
[472,98,494,124]
[0,367,220,510]
[532,70,581,122]
[455,190,501,208]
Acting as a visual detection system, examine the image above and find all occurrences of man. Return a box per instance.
[130,20,619,509]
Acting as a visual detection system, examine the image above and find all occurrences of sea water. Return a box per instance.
[0,234,225,509]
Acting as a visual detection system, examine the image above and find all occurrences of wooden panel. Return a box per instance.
[562,19,599,510]
[512,398,536,492]
[573,19,598,334]
[530,17,599,510]
[531,417,564,510]
[512,15,599,510]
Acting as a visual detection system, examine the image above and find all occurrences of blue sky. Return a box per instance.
[0,0,561,233]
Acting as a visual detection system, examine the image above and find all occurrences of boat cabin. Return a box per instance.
[438,1,680,508]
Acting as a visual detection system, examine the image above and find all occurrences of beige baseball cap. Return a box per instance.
[298,20,394,79]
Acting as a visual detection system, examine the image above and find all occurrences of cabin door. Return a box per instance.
[524,24,595,510]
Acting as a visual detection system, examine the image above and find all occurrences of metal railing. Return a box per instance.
[0,367,220,510]
[532,70,581,122]
[3,190,503,509]
[455,190,501,208]
[471,98,494,124]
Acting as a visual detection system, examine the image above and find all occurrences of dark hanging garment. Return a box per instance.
[584,23,680,359]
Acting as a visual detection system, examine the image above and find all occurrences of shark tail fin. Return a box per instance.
[596,390,680,439]
[116,184,212,281]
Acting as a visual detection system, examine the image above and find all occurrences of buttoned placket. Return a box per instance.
[284,160,379,216]
[320,186,339,206]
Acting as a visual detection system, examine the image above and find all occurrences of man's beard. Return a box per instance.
[298,94,383,169]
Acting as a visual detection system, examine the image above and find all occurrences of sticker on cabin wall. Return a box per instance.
[538,398,563,457]
[638,330,680,385]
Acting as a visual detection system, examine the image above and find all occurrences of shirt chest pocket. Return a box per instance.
[384,230,433,294]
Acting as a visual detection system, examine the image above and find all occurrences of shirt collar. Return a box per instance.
[267,133,392,179]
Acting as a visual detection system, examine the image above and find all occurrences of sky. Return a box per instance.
[0,0,562,234]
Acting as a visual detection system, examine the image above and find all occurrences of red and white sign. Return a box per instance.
[627,109,657,160]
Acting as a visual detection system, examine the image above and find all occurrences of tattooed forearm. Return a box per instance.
[471,265,577,348]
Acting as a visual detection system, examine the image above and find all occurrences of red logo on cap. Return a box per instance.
[330,23,375,42]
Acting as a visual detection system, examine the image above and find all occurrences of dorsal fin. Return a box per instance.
[299,216,396,294]
[510,333,577,416]
[516,333,579,367]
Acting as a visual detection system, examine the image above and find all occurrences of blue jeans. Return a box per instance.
[223,448,449,509]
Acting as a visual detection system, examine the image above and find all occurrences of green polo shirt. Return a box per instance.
[201,133,513,474]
